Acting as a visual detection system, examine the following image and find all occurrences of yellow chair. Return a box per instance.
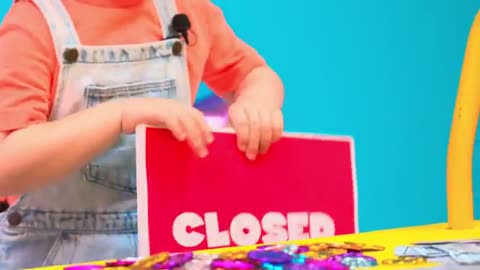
[447,11,480,230]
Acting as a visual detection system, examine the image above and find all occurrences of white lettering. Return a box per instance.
[230,213,261,246]
[261,212,287,243]
[172,212,204,247]
[309,212,335,237]
[287,212,309,240]
[172,211,337,248]
[204,212,230,247]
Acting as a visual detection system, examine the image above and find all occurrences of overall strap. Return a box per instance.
[153,0,179,38]
[31,0,81,63]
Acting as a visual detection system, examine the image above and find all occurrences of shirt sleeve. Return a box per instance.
[201,1,267,96]
[0,1,56,133]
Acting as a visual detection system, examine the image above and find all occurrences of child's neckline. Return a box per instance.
[74,0,145,8]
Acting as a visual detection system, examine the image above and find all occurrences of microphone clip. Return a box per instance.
[170,14,191,45]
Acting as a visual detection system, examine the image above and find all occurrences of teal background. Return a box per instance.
[1,0,479,231]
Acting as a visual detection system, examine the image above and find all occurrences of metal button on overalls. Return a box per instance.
[172,41,183,56]
[7,211,22,226]
[63,48,79,63]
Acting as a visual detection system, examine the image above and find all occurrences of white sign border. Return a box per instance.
[135,124,359,257]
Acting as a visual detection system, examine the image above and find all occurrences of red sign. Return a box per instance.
[135,126,358,256]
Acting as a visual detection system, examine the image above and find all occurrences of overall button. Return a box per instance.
[172,41,183,56]
[7,211,22,226]
[63,48,79,63]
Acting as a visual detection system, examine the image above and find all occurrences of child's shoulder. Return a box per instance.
[177,0,217,15]
[3,0,50,33]
[176,0,223,26]
[8,0,44,16]
[0,1,55,74]
[2,1,52,48]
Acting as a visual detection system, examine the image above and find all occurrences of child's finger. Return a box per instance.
[258,110,273,155]
[191,108,213,144]
[272,110,284,142]
[245,109,261,160]
[164,117,186,142]
[180,113,208,158]
[229,106,249,152]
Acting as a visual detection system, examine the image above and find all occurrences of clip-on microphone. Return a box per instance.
[171,14,191,45]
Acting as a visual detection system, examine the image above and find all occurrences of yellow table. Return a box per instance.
[33,221,480,270]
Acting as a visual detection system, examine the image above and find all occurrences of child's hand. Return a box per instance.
[120,98,213,157]
[228,98,284,160]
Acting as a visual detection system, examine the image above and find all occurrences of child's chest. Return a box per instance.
[71,6,210,77]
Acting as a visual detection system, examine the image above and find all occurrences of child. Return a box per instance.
[0,0,284,268]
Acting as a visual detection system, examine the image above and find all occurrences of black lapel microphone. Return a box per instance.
[171,14,191,45]
[0,200,9,213]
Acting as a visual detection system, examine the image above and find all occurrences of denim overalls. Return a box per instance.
[0,0,191,268]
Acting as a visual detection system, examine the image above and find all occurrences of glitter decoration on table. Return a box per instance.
[63,240,480,269]
[63,241,387,270]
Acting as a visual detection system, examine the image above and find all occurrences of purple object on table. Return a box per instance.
[296,245,310,253]
[248,250,293,264]
[153,252,194,269]
[283,259,349,270]
[211,259,255,269]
